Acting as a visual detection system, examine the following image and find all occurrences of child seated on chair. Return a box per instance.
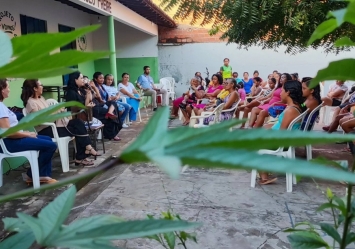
[259,80,304,185]
[0,79,58,185]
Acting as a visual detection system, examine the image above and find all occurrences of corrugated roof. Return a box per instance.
[115,0,176,28]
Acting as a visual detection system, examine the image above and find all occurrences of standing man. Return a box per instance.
[220,58,233,80]
[137,66,168,111]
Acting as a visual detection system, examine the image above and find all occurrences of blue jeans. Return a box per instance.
[118,101,131,123]
[2,135,57,178]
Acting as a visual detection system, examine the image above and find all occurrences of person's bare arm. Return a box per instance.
[329,89,345,98]
[223,92,239,110]
[255,87,262,96]
[206,89,222,98]
[0,118,36,138]
[280,108,299,129]
[120,88,136,99]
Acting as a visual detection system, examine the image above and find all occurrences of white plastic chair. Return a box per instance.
[189,103,225,128]
[23,100,75,172]
[0,139,40,189]
[322,87,349,125]
[251,109,309,192]
[161,77,176,101]
[303,103,323,160]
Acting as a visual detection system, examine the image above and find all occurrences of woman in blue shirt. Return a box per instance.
[242,72,254,94]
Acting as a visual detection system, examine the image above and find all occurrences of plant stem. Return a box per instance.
[175,232,187,249]
[339,158,355,249]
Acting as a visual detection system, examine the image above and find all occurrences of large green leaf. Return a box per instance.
[0,50,109,79]
[319,223,341,244]
[308,59,355,88]
[163,232,176,249]
[3,217,28,232]
[0,230,35,249]
[307,19,338,45]
[16,212,44,243]
[52,220,200,248]
[287,232,330,249]
[37,186,76,244]
[334,37,355,47]
[0,101,84,138]
[11,25,99,58]
[0,31,12,68]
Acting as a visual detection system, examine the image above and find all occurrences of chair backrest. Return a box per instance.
[0,139,10,154]
[302,102,323,132]
[287,109,309,131]
[159,78,171,91]
[211,103,225,124]
[163,77,176,91]
[341,89,350,104]
[22,108,27,116]
[46,98,59,106]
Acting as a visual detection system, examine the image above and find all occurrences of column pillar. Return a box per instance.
[108,15,118,86]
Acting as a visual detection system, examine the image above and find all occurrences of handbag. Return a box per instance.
[71,106,93,122]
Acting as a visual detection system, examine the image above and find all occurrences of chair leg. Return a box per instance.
[306,145,312,160]
[251,169,257,188]
[58,141,70,172]
[292,174,297,185]
[0,159,3,187]
[286,173,293,192]
[28,152,40,189]
[138,108,142,122]
[101,128,105,154]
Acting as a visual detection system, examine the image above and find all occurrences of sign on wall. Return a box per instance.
[0,10,19,38]
[77,35,88,51]
[81,0,112,13]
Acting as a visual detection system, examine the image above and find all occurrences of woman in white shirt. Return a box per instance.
[0,79,57,185]
[118,73,141,122]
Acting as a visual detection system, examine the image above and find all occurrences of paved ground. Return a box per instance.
[0,107,354,248]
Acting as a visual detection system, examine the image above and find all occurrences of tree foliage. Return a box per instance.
[157,0,354,53]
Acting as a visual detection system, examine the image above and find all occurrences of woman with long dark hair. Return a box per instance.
[65,72,122,141]
[21,79,101,166]
[259,80,304,184]
[0,79,57,185]
[248,73,292,128]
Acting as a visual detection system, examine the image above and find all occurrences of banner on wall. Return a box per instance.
[0,10,20,38]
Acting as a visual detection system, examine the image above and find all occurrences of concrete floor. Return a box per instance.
[0,107,354,248]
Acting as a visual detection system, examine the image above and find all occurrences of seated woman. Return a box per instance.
[103,74,131,127]
[246,77,262,102]
[21,79,100,166]
[248,73,292,128]
[300,77,322,131]
[192,74,224,116]
[170,75,203,118]
[65,72,122,141]
[203,78,240,125]
[236,82,246,104]
[237,78,276,126]
[261,74,273,89]
[180,76,205,126]
[259,80,304,184]
[118,73,142,122]
[0,79,57,184]
[322,80,348,107]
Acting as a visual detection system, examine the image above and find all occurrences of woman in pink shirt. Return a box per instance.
[236,82,246,102]
[248,73,292,128]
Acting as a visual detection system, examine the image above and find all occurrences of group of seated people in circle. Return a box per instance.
[0,70,145,185]
[171,69,324,184]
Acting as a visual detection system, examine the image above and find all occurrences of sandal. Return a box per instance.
[85,147,102,158]
[105,113,118,119]
[75,158,95,166]
[113,136,121,141]
[182,121,190,126]
[258,178,277,185]
[23,174,58,185]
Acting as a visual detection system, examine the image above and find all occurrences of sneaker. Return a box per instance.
[122,123,129,128]
[153,108,157,111]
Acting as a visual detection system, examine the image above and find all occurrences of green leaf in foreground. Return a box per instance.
[0,50,110,79]
[309,59,355,88]
[0,230,35,249]
[287,232,329,249]
[0,30,12,68]
[334,37,355,47]
[308,19,338,45]
[0,101,84,137]
[121,107,355,184]
[319,223,341,244]
[52,220,200,249]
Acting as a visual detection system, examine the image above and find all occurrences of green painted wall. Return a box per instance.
[94,57,159,84]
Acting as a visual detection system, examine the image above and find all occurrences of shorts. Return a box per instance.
[332,99,342,106]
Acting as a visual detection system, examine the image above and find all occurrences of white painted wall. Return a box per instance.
[70,0,158,36]
[0,0,94,51]
[158,43,355,96]
[92,16,158,58]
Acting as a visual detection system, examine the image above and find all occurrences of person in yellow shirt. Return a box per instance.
[220,58,232,79]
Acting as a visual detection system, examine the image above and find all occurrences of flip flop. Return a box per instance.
[258,178,277,185]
